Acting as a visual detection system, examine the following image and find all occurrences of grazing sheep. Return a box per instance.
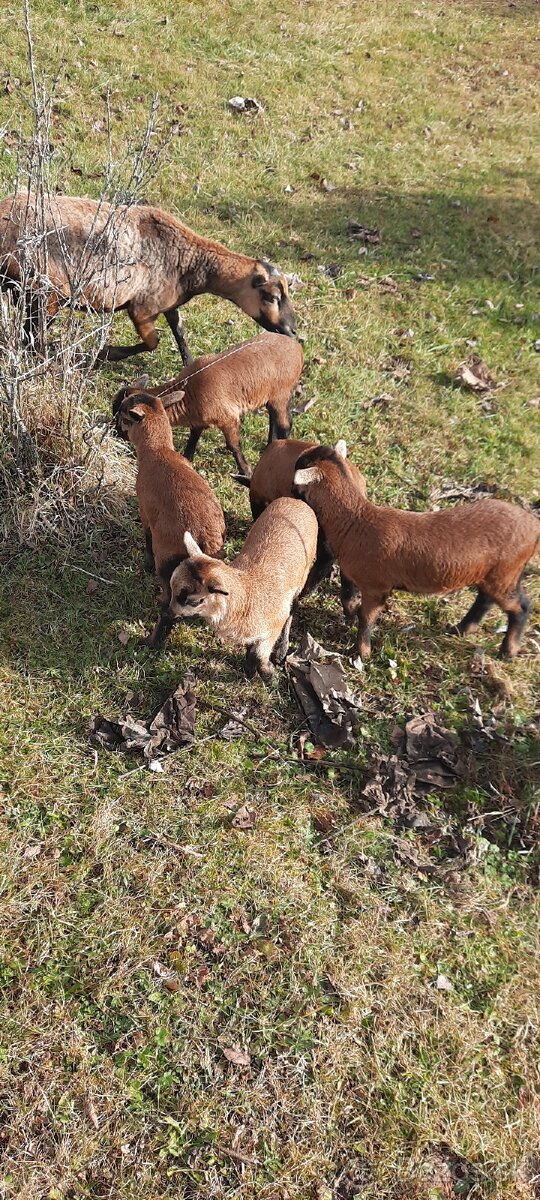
[112,332,303,476]
[293,445,539,666]
[115,392,225,647]
[0,192,297,363]
[165,497,318,680]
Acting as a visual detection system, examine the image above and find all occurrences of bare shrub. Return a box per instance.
[0,0,168,548]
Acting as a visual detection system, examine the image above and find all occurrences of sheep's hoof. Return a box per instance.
[498,645,517,661]
[258,663,275,683]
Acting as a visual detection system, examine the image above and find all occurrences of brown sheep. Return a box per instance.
[238,437,366,617]
[164,498,319,681]
[115,392,225,647]
[0,192,296,364]
[112,333,304,476]
[293,445,539,666]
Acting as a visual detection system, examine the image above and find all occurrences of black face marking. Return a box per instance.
[207,584,229,596]
[295,445,349,475]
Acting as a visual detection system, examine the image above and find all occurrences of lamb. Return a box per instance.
[238,438,366,616]
[115,392,225,648]
[112,332,304,476]
[293,445,539,666]
[0,192,297,364]
[163,497,319,681]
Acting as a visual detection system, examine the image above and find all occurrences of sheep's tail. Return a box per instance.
[231,474,251,488]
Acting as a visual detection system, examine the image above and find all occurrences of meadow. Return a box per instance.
[0,1,539,1197]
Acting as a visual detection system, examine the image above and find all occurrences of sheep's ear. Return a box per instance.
[132,374,150,390]
[128,403,146,422]
[184,531,203,558]
[162,390,185,409]
[334,439,347,459]
[293,466,322,487]
[252,265,269,287]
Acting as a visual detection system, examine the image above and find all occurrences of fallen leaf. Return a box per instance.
[436,974,453,991]
[228,95,264,115]
[86,578,98,594]
[347,220,381,244]
[118,630,129,645]
[88,677,197,761]
[84,1097,99,1129]
[223,1045,251,1066]
[287,633,362,751]
[232,803,255,830]
[23,842,43,859]
[362,392,392,411]
[454,354,498,393]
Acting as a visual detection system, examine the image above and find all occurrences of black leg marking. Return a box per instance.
[250,497,265,520]
[183,427,203,460]
[165,307,193,365]
[267,404,292,443]
[340,571,361,621]
[302,534,333,597]
[499,587,531,659]
[95,341,152,365]
[454,589,494,636]
[147,604,176,650]
[225,435,251,477]
[271,616,292,665]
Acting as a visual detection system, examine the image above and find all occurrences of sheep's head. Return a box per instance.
[293,441,367,499]
[241,260,297,337]
[112,376,151,439]
[113,391,170,444]
[169,534,231,627]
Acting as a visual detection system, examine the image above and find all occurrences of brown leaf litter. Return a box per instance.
[286,633,362,751]
[347,219,381,244]
[361,712,468,822]
[88,677,196,762]
[454,354,500,393]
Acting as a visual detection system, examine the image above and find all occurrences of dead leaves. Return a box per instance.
[347,220,381,245]
[222,1045,251,1067]
[362,713,468,823]
[228,96,264,115]
[231,803,255,830]
[88,678,196,762]
[454,354,499,393]
[287,634,362,751]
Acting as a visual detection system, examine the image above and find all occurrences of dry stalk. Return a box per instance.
[0,0,168,547]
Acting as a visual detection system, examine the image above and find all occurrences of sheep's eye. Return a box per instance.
[262,290,277,304]
[208,585,228,596]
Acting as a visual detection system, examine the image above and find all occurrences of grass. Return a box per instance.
[1,1,539,1197]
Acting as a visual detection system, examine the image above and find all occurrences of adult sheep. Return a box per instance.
[0,192,297,363]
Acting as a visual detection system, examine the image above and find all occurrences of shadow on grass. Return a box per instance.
[197,186,540,288]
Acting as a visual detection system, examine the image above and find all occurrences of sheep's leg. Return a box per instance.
[453,589,493,636]
[245,640,275,682]
[95,308,159,364]
[183,427,204,461]
[499,583,531,659]
[223,421,251,477]
[147,604,176,650]
[164,306,193,365]
[143,528,155,574]
[267,401,292,443]
[352,593,386,668]
[250,496,265,521]
[302,533,333,597]
[340,572,361,621]
[271,616,292,665]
